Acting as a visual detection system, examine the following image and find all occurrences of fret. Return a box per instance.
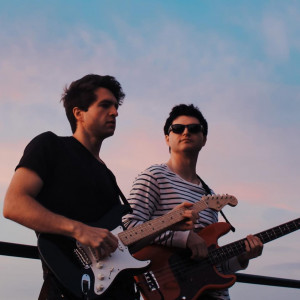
[257,219,300,245]
[207,218,300,266]
[119,194,238,246]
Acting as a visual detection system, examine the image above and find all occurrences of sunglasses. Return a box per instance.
[168,123,203,134]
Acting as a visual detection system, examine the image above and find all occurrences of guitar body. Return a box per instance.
[38,205,150,300]
[134,222,236,300]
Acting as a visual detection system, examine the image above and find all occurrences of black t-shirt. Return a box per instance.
[17,131,120,223]
[17,132,136,299]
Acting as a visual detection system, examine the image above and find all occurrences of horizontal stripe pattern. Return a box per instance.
[123,164,237,299]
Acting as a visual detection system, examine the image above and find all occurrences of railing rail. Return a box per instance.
[0,241,39,259]
[236,273,300,289]
[1,241,300,289]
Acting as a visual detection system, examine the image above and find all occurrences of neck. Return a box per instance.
[73,131,103,163]
[167,151,199,184]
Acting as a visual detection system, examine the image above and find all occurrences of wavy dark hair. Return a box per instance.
[61,74,125,133]
[163,104,208,136]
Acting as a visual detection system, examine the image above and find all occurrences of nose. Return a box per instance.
[110,105,118,117]
[182,127,190,135]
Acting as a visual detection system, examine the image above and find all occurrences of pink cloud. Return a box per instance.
[0,141,27,186]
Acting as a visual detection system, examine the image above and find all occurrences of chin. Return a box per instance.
[102,130,115,139]
[182,146,200,153]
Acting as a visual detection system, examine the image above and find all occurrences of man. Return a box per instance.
[123,104,263,300]
[3,75,195,300]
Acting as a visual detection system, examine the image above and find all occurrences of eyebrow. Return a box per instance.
[99,99,119,108]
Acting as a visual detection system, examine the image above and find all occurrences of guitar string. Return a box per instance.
[141,227,295,288]
[135,220,300,288]
[137,233,262,288]
[120,201,208,245]
[121,194,237,245]
[135,242,244,288]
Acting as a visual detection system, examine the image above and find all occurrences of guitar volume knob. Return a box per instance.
[96,262,103,269]
[96,284,104,291]
[97,274,104,280]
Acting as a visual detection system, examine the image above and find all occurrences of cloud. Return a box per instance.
[0,4,299,300]
[1,10,299,212]
[262,15,289,60]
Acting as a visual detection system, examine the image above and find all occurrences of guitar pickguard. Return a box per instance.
[38,205,151,300]
[168,251,234,300]
[78,226,151,296]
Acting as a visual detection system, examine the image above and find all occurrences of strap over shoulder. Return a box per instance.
[105,166,133,214]
[197,176,235,232]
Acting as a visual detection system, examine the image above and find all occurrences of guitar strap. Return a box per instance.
[105,167,142,300]
[198,176,235,232]
[105,166,133,214]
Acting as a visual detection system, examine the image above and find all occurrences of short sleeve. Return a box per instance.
[16,131,58,182]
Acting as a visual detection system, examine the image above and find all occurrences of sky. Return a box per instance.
[0,0,300,299]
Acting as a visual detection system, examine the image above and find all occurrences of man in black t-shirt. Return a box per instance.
[3,74,195,300]
[3,75,132,299]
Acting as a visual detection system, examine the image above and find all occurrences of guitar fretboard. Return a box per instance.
[119,200,209,246]
[209,218,300,265]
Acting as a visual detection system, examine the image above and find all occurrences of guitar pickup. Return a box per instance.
[74,244,92,268]
[144,271,159,291]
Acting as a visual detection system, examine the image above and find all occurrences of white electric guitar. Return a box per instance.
[38,194,237,299]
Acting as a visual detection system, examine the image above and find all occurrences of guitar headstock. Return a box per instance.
[204,194,238,211]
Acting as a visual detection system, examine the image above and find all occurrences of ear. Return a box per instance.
[202,135,207,147]
[165,134,170,147]
[73,107,83,122]
[165,135,172,153]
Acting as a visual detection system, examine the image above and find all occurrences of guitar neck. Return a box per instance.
[209,218,300,265]
[119,199,208,246]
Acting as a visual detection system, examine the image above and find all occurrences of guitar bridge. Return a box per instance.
[144,271,159,291]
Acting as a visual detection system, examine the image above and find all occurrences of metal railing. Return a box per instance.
[1,241,300,289]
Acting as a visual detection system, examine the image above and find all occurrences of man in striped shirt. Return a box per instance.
[123,104,263,300]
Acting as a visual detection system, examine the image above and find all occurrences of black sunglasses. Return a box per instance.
[168,123,203,134]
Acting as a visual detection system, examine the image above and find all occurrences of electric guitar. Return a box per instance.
[38,194,237,299]
[134,218,300,300]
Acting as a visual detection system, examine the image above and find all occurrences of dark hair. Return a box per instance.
[163,104,208,136]
[61,74,125,133]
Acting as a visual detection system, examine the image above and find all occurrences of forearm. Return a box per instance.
[4,167,80,238]
[124,215,189,248]
[3,167,119,255]
[4,193,80,238]
[153,229,190,248]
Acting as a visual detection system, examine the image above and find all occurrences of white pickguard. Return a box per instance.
[77,226,151,296]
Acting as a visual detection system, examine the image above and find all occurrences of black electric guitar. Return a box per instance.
[134,218,300,300]
[38,194,237,299]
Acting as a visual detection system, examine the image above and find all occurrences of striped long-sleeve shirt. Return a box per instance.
[123,164,244,300]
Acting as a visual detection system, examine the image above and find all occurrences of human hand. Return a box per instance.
[238,235,263,268]
[73,222,119,258]
[186,230,208,260]
[171,202,197,231]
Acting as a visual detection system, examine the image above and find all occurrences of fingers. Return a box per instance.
[172,219,194,231]
[96,234,118,256]
[172,202,197,231]
[181,205,197,224]
[244,235,263,259]
[174,202,193,209]
[75,224,119,258]
[95,230,118,256]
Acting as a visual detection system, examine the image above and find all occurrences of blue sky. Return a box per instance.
[0,1,300,299]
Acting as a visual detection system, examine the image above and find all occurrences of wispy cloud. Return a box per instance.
[262,15,289,60]
[0,4,299,300]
